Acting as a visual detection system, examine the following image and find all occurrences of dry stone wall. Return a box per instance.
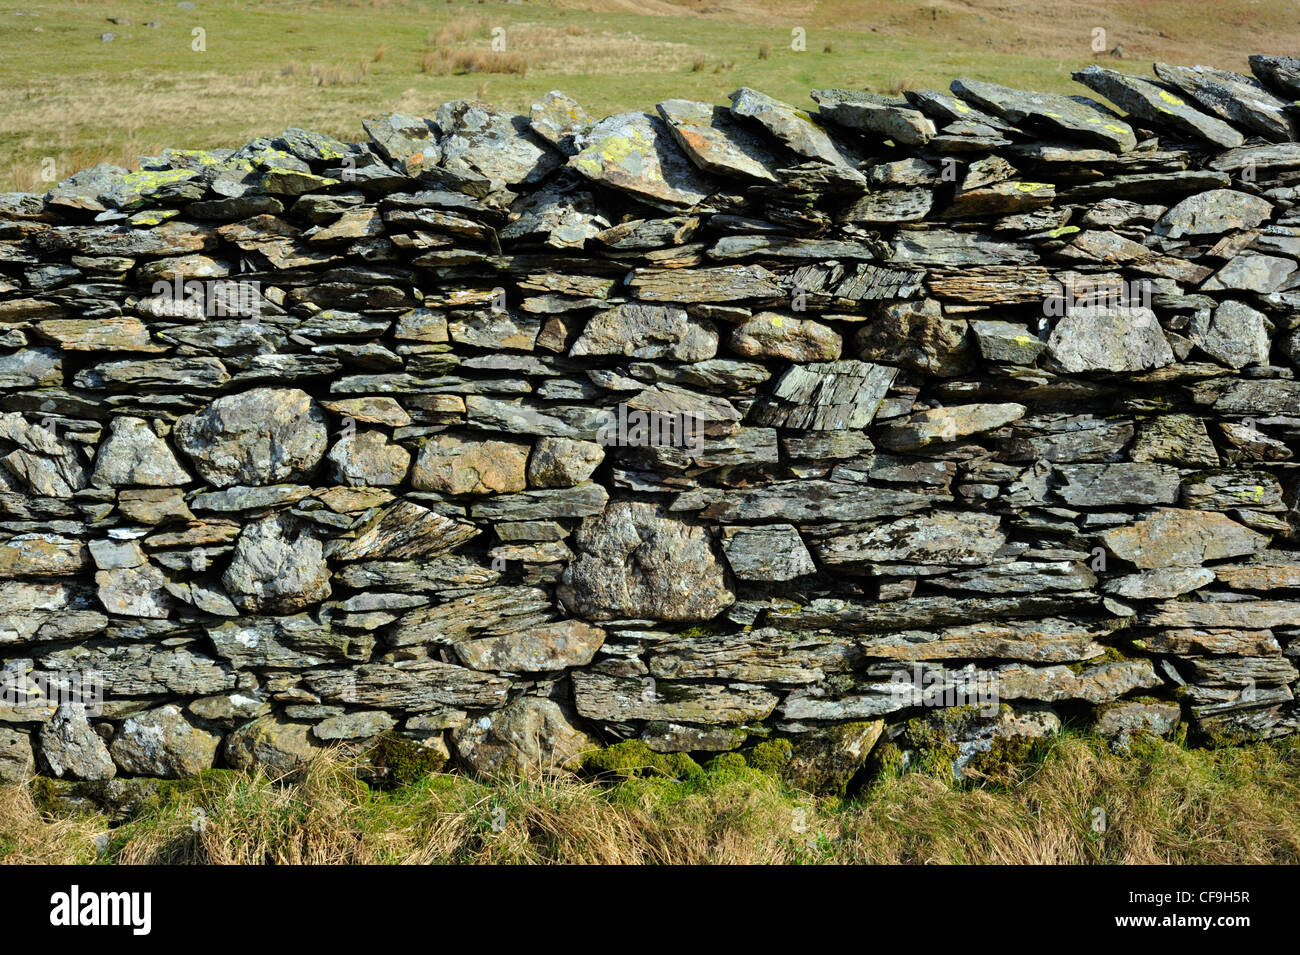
[5,57,1300,791]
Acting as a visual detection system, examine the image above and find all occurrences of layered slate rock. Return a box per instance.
[7,53,1300,789]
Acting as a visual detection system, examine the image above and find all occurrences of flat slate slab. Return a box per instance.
[951,77,1137,152]
[568,111,716,209]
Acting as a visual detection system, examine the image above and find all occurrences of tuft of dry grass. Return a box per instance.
[4,735,1300,865]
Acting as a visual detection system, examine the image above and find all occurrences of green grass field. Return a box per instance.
[3,0,1298,192]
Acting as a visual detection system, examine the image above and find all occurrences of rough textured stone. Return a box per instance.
[174,388,328,488]
[1046,306,1173,373]
[412,433,530,495]
[39,704,114,781]
[10,57,1300,786]
[559,501,734,622]
[526,437,604,489]
[223,513,331,613]
[110,704,220,777]
[327,430,410,487]
[1100,508,1270,568]
[451,697,594,775]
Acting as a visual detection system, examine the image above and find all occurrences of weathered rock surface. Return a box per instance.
[559,502,734,621]
[174,388,328,488]
[109,704,220,777]
[451,697,594,775]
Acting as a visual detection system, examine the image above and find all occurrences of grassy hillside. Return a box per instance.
[3,0,1298,192]
[4,734,1300,864]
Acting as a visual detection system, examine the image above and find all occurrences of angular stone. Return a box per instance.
[998,407,1133,462]
[207,614,369,668]
[931,561,1097,594]
[451,696,594,775]
[879,617,1101,664]
[1203,254,1295,294]
[728,312,841,362]
[320,397,411,428]
[1101,567,1214,599]
[878,402,1026,451]
[750,360,897,430]
[96,554,173,619]
[223,513,331,613]
[39,703,114,780]
[469,483,609,522]
[996,659,1162,704]
[728,88,860,172]
[1072,65,1245,148]
[526,437,604,489]
[1214,557,1300,590]
[628,264,783,303]
[1250,55,1300,97]
[970,320,1045,365]
[1045,306,1173,373]
[300,711,391,742]
[0,726,33,783]
[1131,415,1219,468]
[1189,379,1300,416]
[811,511,1005,567]
[1182,470,1284,512]
[1094,700,1182,746]
[387,586,551,648]
[568,112,715,209]
[785,721,884,796]
[326,430,410,487]
[656,99,778,182]
[110,704,219,777]
[811,89,936,145]
[307,659,511,711]
[529,90,591,152]
[224,716,321,778]
[435,100,561,194]
[1055,463,1181,507]
[951,77,1136,151]
[687,481,933,523]
[0,534,85,578]
[1145,599,1300,630]
[362,113,438,176]
[411,432,529,495]
[721,524,816,582]
[333,500,478,561]
[856,299,972,377]
[570,303,717,362]
[572,671,776,724]
[1100,508,1270,568]
[1132,628,1280,656]
[174,388,328,488]
[559,501,734,622]
[37,316,160,353]
[456,620,606,672]
[1156,189,1272,239]
[1153,62,1296,141]
[90,416,191,488]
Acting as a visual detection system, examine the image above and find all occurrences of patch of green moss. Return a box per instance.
[745,738,793,776]
[702,752,748,781]
[366,734,448,789]
[581,739,702,780]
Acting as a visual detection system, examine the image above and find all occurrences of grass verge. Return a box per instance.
[3,733,1300,864]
